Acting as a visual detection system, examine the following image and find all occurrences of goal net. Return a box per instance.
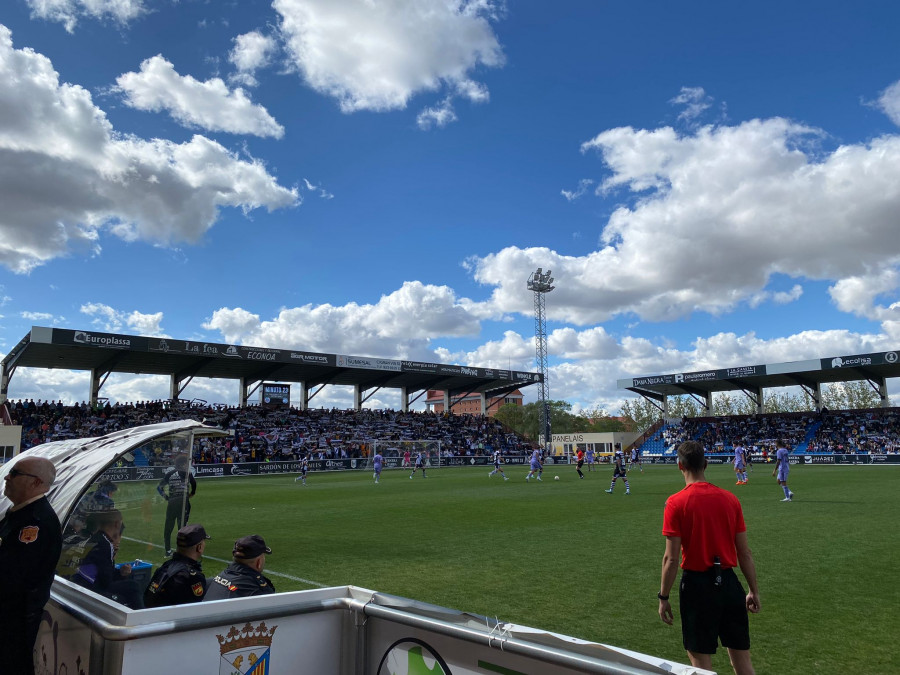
[367,439,443,470]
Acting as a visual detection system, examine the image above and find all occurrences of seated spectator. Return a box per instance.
[71,510,143,609]
[204,535,275,600]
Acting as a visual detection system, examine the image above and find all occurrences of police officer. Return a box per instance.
[203,535,275,600]
[0,457,63,675]
[144,524,210,607]
[157,455,197,556]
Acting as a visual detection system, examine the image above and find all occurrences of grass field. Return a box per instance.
[115,462,898,675]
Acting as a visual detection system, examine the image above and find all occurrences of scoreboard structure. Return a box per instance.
[261,383,290,406]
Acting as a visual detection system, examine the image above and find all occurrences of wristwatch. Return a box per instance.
[657,592,669,601]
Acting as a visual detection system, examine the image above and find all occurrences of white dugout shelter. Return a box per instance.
[3,421,708,675]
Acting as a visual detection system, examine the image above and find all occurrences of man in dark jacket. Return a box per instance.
[204,535,275,600]
[144,524,210,607]
[73,509,143,608]
[0,456,63,675]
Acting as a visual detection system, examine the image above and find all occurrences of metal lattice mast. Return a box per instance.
[527,268,555,450]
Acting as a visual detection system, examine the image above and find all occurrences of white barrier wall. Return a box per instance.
[36,581,711,675]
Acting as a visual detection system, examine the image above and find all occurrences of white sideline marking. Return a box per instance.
[123,536,327,588]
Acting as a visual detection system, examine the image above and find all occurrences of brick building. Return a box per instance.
[424,389,523,417]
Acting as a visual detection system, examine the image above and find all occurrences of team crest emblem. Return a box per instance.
[19,526,39,543]
[216,622,277,675]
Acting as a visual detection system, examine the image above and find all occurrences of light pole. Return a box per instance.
[527,268,554,452]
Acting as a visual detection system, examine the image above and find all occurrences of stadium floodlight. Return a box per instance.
[527,268,554,452]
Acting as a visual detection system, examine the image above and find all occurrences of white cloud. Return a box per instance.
[828,266,900,321]
[115,55,284,137]
[229,31,278,87]
[80,303,167,336]
[20,312,56,323]
[302,178,334,199]
[877,79,900,127]
[0,27,298,273]
[417,98,457,130]
[561,178,594,202]
[273,0,503,113]
[670,86,713,123]
[24,0,145,32]
[203,281,481,358]
[469,118,900,324]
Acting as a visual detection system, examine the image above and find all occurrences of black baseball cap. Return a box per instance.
[233,534,272,559]
[177,524,210,547]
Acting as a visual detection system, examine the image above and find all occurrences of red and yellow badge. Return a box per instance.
[192,582,204,597]
[19,526,39,543]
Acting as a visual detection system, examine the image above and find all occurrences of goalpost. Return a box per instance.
[367,439,443,469]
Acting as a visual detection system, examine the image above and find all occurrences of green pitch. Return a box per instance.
[115,463,898,675]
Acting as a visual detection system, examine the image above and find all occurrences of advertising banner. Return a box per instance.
[821,351,899,370]
[100,455,538,481]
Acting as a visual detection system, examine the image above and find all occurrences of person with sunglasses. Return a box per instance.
[0,457,62,675]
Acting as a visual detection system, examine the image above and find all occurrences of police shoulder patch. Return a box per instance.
[19,526,39,543]
[192,582,204,597]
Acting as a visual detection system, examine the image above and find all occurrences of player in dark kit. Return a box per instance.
[144,524,210,607]
[157,455,197,556]
[204,535,276,600]
[575,448,585,479]
[605,444,631,495]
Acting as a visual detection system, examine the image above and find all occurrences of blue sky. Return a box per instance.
[2,0,900,410]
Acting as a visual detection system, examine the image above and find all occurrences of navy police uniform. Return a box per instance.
[144,553,206,607]
[0,495,62,674]
[204,562,276,600]
[203,534,275,600]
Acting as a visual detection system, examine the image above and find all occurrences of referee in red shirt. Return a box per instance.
[659,441,761,675]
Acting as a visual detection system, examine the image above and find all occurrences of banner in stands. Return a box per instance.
[99,455,550,481]
[644,454,900,465]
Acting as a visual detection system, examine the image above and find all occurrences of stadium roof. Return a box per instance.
[617,349,900,402]
[1,327,542,405]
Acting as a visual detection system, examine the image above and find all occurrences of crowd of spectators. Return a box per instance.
[4,398,534,462]
[658,408,900,454]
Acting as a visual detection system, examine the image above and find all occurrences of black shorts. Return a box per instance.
[613,467,627,478]
[679,568,749,653]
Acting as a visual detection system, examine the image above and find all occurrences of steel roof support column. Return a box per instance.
[353,385,362,411]
[704,391,713,416]
[169,374,179,401]
[297,381,308,411]
[0,363,9,404]
[662,395,669,418]
[89,368,107,407]
[877,376,889,408]
[238,377,249,408]
[400,387,409,413]
[479,392,487,415]
[755,386,765,415]
[443,390,450,415]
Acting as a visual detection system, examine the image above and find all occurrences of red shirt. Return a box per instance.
[662,482,746,571]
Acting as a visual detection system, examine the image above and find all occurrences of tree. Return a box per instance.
[494,400,590,440]
[619,398,663,433]
[821,381,884,410]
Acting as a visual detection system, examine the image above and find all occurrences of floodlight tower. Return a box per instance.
[527,268,555,451]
